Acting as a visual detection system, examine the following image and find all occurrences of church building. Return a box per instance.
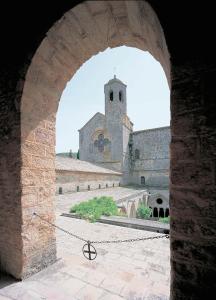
[79,76,170,188]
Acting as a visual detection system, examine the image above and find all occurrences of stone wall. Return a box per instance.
[170,61,216,299]
[79,113,105,162]
[56,170,121,193]
[131,127,170,187]
[130,170,169,187]
[0,66,23,278]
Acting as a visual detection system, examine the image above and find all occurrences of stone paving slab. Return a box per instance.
[0,192,170,300]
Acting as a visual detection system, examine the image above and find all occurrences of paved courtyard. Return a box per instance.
[56,187,146,213]
[0,188,170,300]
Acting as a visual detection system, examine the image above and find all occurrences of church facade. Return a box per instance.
[79,76,170,188]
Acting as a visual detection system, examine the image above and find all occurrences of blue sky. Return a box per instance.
[56,46,170,153]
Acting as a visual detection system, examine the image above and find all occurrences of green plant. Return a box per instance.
[70,196,118,222]
[136,203,152,219]
[159,216,170,224]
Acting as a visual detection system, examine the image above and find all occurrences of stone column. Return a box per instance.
[0,70,25,278]
[0,64,57,279]
[170,61,216,298]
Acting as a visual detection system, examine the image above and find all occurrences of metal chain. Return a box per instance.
[33,213,169,245]
[91,234,169,245]
[33,213,88,243]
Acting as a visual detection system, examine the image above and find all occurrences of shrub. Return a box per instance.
[159,216,170,224]
[70,196,118,222]
[136,204,152,219]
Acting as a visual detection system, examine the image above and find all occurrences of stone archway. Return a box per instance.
[2,0,170,280]
[1,1,216,298]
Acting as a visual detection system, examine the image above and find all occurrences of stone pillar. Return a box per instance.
[0,64,57,279]
[21,114,57,279]
[0,70,24,278]
[170,61,216,298]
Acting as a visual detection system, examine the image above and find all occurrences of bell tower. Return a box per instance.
[103,76,132,174]
[104,75,127,120]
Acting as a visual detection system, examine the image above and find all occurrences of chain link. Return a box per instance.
[91,234,169,244]
[33,213,169,245]
[33,213,88,243]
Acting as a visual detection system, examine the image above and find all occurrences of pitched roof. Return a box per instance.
[55,156,122,175]
[133,126,170,135]
[78,112,105,132]
[104,75,127,87]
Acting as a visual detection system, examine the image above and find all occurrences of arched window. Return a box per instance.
[109,91,113,101]
[153,207,158,218]
[165,208,169,217]
[135,149,140,159]
[159,208,165,218]
[119,91,123,102]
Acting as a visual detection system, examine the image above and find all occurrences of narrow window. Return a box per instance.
[77,186,79,192]
[119,91,123,102]
[109,91,113,101]
[99,184,101,189]
[59,187,63,194]
[141,176,145,185]
[113,183,115,187]
[88,185,90,191]
[135,149,140,159]
[106,183,108,188]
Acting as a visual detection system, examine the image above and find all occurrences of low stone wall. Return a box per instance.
[56,170,121,194]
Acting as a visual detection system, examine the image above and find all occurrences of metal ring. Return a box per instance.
[82,242,97,260]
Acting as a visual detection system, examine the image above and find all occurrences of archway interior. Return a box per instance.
[11,0,170,278]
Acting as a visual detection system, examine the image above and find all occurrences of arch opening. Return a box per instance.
[153,207,158,218]
[18,0,170,280]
